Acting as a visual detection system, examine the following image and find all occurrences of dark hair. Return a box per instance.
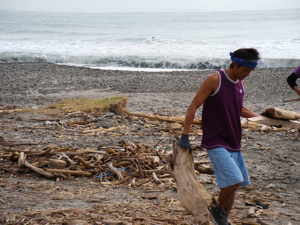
[230,48,260,68]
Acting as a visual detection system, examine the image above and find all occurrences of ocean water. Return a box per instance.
[0,8,300,70]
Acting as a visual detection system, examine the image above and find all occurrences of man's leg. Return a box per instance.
[216,182,241,217]
[207,148,248,223]
[209,183,240,224]
[293,86,300,96]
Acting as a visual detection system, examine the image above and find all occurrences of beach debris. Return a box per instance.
[248,107,300,141]
[1,130,213,187]
[131,112,201,125]
[0,213,16,223]
[48,159,67,169]
[0,106,218,223]
[0,100,297,224]
[21,158,55,179]
[262,107,300,120]
[293,130,300,141]
[0,136,16,146]
[169,138,212,224]
[248,116,300,130]
[0,105,25,114]
[283,97,300,103]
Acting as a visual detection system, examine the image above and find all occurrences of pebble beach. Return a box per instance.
[0,62,299,115]
[1,62,300,224]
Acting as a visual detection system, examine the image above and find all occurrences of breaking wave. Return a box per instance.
[1,52,299,70]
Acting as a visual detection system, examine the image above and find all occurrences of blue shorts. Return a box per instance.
[206,147,250,188]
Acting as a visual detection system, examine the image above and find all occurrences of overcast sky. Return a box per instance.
[1,0,300,13]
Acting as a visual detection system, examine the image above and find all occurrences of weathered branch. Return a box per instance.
[58,152,76,165]
[131,112,201,125]
[20,155,54,179]
[249,116,300,129]
[46,169,92,176]
[262,107,300,120]
[283,98,300,103]
[107,162,123,179]
[152,172,161,184]
[170,138,212,224]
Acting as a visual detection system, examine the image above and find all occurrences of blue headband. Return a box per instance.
[230,52,258,69]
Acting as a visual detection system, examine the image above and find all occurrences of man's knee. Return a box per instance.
[231,182,242,191]
[221,182,242,192]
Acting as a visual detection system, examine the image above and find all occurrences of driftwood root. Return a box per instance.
[170,138,212,224]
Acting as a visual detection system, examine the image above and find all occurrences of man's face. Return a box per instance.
[233,62,254,81]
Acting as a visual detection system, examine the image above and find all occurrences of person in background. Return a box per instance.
[179,48,260,225]
[286,66,300,97]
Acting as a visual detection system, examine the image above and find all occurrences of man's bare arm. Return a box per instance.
[241,106,259,118]
[182,73,219,134]
[293,86,300,97]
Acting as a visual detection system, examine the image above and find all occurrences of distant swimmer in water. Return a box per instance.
[286,66,300,97]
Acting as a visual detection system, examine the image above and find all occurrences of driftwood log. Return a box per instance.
[46,169,92,176]
[262,107,300,120]
[248,116,300,129]
[0,108,25,114]
[250,108,300,141]
[170,138,212,224]
[283,97,300,103]
[18,152,55,179]
[131,112,202,125]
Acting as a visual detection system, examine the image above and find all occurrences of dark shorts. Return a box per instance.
[287,73,298,89]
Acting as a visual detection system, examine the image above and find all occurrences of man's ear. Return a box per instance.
[232,62,238,68]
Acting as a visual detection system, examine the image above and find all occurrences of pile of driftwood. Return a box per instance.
[0,136,213,186]
[1,106,299,185]
[0,103,212,187]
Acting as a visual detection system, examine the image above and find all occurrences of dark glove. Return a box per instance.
[178,134,191,150]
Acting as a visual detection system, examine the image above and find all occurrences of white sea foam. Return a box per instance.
[0,9,299,70]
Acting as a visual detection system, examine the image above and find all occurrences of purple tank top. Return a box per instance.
[294,66,300,78]
[201,70,244,152]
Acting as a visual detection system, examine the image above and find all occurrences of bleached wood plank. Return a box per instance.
[248,116,300,129]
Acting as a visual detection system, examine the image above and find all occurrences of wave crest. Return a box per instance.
[0,52,299,70]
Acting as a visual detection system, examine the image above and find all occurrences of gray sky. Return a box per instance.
[1,0,300,12]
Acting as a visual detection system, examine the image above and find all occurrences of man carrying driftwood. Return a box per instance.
[179,48,260,225]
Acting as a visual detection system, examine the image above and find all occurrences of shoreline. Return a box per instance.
[0,62,299,115]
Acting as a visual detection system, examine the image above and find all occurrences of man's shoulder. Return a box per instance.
[203,72,220,93]
[207,72,220,82]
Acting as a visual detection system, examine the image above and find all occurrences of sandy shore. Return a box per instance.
[1,62,299,115]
